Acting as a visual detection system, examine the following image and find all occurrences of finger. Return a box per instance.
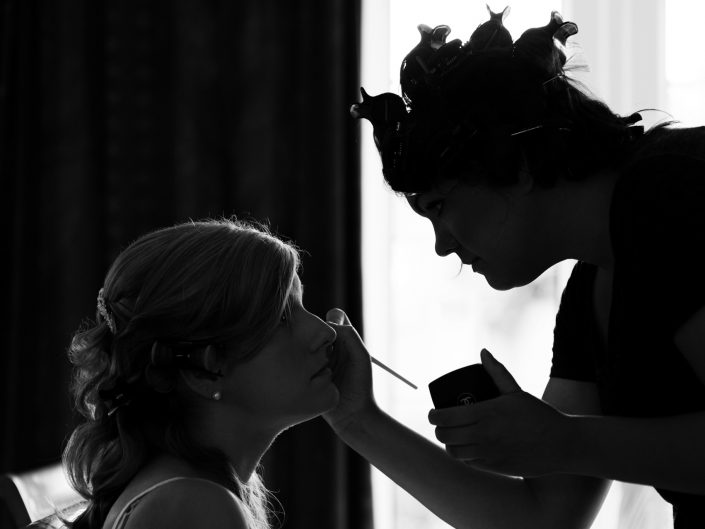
[445,444,486,463]
[325,308,344,325]
[326,307,351,326]
[434,425,481,445]
[428,404,484,426]
[327,340,343,370]
[481,348,521,394]
[328,326,366,368]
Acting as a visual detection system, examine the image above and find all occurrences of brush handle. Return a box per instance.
[370,356,418,389]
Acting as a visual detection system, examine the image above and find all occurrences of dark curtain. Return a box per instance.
[0,1,371,528]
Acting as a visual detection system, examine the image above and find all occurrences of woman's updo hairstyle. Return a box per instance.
[351,6,645,193]
[64,218,294,529]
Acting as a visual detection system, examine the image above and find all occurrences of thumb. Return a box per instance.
[481,348,521,394]
[326,307,351,326]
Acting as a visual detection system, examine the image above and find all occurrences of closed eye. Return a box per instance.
[408,194,445,218]
[426,199,444,216]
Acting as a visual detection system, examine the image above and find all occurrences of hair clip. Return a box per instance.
[98,377,133,416]
[620,112,645,138]
[542,73,566,86]
[622,112,643,125]
[440,125,478,161]
[350,87,408,151]
[96,288,116,334]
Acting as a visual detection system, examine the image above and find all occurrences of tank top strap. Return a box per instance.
[110,476,225,529]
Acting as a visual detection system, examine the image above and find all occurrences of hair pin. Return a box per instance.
[510,124,543,136]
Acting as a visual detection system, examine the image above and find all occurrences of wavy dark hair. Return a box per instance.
[352,10,654,194]
[404,49,704,193]
[63,218,299,529]
[395,50,647,192]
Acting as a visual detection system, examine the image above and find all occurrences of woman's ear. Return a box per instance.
[179,368,223,400]
[177,344,228,399]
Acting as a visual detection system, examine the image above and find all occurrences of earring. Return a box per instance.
[212,391,222,401]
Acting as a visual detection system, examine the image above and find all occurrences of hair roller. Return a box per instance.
[350,7,587,193]
[467,5,512,52]
[150,341,174,368]
[513,11,578,76]
[153,342,225,380]
[199,345,220,374]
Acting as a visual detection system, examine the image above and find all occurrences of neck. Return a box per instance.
[185,403,281,483]
[542,170,617,271]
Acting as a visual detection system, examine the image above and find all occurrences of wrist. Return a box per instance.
[326,399,381,439]
[559,413,589,474]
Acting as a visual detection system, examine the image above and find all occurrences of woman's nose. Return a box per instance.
[322,321,337,346]
[433,224,457,257]
[315,315,337,348]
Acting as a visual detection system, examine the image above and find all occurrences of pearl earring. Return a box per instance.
[212,391,222,401]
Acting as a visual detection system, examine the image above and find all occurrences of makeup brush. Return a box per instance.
[370,355,418,389]
[325,307,417,389]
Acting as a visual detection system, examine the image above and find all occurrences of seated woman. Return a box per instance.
[62,218,338,529]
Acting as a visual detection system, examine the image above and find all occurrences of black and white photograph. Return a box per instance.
[1,1,704,528]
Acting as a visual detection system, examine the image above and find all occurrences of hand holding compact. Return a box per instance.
[429,349,572,477]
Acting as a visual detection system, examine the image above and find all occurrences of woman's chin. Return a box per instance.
[323,386,341,412]
[287,389,340,429]
[482,266,539,291]
[483,273,520,291]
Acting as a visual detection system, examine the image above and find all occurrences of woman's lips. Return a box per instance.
[462,255,480,267]
[461,255,482,272]
[312,367,332,380]
[311,362,332,379]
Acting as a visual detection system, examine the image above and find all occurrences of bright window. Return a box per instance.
[361,1,703,528]
[665,0,705,125]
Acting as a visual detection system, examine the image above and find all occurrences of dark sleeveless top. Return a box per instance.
[550,153,705,527]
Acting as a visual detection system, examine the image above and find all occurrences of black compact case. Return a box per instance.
[428,363,501,408]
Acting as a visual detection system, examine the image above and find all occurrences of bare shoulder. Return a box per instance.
[124,477,249,529]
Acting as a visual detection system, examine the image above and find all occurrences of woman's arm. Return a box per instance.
[563,411,705,493]
[336,394,609,529]
[325,311,609,529]
[337,404,541,529]
[562,304,705,493]
[431,345,705,495]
